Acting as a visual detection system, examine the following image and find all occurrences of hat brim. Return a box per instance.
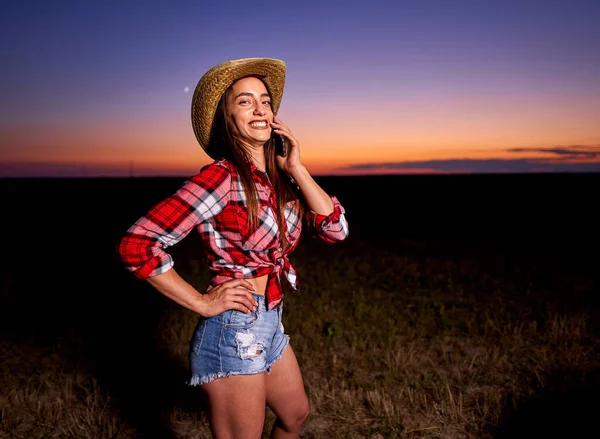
[191,57,286,158]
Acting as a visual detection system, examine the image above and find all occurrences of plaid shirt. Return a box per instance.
[118,159,349,310]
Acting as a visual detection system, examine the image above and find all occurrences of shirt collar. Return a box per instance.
[248,161,272,185]
[248,161,266,174]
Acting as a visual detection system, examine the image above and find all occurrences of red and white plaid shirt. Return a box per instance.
[118,159,349,310]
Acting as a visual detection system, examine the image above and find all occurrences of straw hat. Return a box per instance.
[191,57,286,158]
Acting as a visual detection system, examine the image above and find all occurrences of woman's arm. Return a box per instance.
[118,162,257,315]
[272,116,349,241]
[118,162,231,279]
[146,269,258,318]
[288,165,334,215]
[272,116,334,214]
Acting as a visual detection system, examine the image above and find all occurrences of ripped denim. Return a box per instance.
[187,293,289,386]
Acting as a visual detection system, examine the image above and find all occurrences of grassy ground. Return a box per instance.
[1,231,598,438]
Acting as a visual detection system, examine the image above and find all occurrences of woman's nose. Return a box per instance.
[253,104,266,115]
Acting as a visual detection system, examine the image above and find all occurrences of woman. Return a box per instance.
[118,57,349,438]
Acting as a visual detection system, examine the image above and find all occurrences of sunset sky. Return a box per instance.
[1,0,599,177]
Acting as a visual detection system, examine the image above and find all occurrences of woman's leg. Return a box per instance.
[266,345,310,438]
[202,372,267,439]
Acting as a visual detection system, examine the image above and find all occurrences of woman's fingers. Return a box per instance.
[225,281,258,309]
[230,298,256,314]
[271,118,294,140]
[225,279,258,311]
[205,279,258,315]
[220,278,256,292]
[229,288,258,313]
[273,115,287,129]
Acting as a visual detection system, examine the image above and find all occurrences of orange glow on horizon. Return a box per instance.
[2,113,599,176]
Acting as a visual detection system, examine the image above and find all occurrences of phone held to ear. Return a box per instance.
[273,132,286,157]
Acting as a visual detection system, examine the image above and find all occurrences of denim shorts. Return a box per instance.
[187,294,290,386]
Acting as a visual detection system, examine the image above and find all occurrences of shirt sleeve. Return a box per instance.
[118,162,231,279]
[305,195,349,243]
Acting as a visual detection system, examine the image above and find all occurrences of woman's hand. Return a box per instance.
[271,116,303,173]
[199,278,258,318]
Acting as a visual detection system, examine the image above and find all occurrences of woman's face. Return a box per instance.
[225,76,273,148]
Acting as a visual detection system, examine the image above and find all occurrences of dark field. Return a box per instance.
[1,173,599,438]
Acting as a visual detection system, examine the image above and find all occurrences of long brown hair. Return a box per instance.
[206,76,304,251]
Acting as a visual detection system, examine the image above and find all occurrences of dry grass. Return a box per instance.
[1,236,599,438]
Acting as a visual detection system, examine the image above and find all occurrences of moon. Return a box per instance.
[184,86,190,93]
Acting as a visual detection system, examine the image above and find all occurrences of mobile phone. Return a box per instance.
[273,132,286,157]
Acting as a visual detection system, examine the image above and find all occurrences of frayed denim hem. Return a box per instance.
[187,334,290,387]
[186,370,262,387]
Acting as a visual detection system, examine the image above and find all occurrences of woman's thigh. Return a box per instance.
[265,345,310,426]
[202,372,267,439]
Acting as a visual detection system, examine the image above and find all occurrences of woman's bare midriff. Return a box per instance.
[245,274,269,296]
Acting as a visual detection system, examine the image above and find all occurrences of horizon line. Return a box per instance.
[2,171,600,180]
